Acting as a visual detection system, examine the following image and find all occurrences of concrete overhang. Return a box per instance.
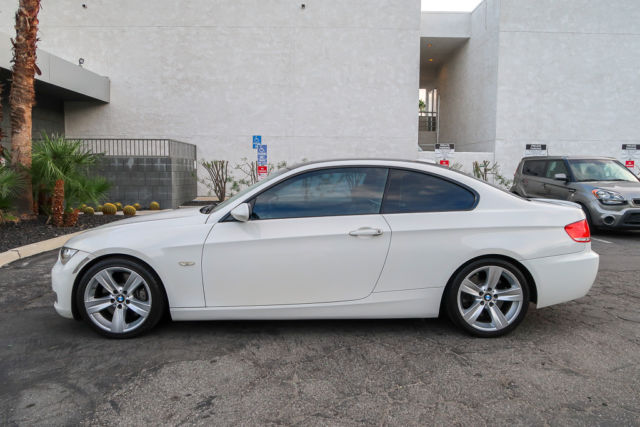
[0,32,109,103]
[421,12,471,38]
[420,12,471,87]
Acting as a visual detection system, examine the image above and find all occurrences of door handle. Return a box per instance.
[349,227,383,237]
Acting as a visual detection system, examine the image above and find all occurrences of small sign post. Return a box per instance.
[622,144,639,174]
[435,143,455,167]
[524,144,548,157]
[256,144,268,180]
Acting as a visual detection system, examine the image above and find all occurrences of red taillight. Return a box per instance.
[565,219,591,243]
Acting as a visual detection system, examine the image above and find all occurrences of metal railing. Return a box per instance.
[419,112,437,132]
[80,138,197,159]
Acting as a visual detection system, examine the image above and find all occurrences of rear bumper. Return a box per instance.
[521,248,599,309]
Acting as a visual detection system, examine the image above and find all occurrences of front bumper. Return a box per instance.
[586,200,640,229]
[521,248,599,309]
[51,249,92,319]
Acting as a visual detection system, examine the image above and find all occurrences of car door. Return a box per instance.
[519,159,548,197]
[374,168,479,293]
[201,167,391,306]
[544,159,574,200]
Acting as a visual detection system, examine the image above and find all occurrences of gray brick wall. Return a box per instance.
[93,155,196,209]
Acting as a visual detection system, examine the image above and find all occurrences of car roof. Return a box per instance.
[288,158,450,170]
[520,156,617,161]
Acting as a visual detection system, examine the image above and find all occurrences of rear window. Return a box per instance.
[382,169,476,214]
[522,160,547,177]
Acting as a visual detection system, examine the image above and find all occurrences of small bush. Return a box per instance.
[102,203,117,215]
[96,204,103,212]
[123,205,136,216]
[115,202,123,211]
[150,201,160,210]
[84,206,95,215]
[133,202,142,210]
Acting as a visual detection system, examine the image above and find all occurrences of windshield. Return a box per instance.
[202,168,291,214]
[568,159,638,182]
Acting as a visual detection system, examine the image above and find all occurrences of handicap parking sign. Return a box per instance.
[252,135,261,149]
[257,144,267,154]
[257,154,267,163]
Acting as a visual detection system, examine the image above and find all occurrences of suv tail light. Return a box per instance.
[565,219,591,242]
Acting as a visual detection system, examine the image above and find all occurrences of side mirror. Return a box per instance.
[554,173,568,182]
[230,203,251,222]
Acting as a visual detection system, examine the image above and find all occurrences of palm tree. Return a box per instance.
[31,134,101,226]
[10,0,42,217]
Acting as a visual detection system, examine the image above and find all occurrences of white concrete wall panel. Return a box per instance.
[0,0,420,192]
[433,0,501,153]
[495,0,640,176]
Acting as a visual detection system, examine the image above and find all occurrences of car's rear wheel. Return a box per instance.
[445,258,529,338]
[76,257,165,338]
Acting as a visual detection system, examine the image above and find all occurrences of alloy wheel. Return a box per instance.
[83,267,152,334]
[456,265,524,332]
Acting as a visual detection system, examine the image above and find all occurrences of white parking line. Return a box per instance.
[592,237,612,244]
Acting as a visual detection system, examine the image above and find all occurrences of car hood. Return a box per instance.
[576,181,640,196]
[64,206,212,257]
[96,207,205,229]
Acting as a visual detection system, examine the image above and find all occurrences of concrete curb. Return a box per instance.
[0,231,84,268]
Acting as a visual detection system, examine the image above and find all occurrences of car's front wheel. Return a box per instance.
[76,257,165,338]
[445,258,530,338]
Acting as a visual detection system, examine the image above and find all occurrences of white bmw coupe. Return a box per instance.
[52,159,599,338]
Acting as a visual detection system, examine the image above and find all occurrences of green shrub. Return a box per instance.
[149,201,160,210]
[133,202,141,210]
[0,165,24,213]
[96,204,103,212]
[102,203,117,215]
[84,206,95,215]
[115,202,123,211]
[123,205,136,216]
[31,133,111,226]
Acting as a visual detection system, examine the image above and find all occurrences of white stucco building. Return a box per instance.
[0,0,638,198]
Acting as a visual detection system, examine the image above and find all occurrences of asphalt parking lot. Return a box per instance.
[1,233,639,426]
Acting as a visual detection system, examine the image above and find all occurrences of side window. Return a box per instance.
[251,167,388,220]
[545,160,568,179]
[522,160,547,177]
[382,169,476,214]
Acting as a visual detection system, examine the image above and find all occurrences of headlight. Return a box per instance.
[59,247,79,265]
[592,189,626,205]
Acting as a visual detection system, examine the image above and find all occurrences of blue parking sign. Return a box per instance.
[257,154,267,163]
[252,135,261,149]
[257,145,267,154]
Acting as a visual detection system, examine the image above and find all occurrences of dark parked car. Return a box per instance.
[511,156,640,229]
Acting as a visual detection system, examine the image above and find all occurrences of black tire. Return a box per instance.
[579,204,596,232]
[76,257,166,338]
[444,258,530,338]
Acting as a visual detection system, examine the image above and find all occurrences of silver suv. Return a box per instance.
[511,156,640,229]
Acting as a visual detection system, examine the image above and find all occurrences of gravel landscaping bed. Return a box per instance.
[0,214,124,253]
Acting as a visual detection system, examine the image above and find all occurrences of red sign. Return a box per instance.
[625,160,635,169]
[439,160,450,167]
[257,165,268,174]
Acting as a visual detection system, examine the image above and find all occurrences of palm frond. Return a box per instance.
[32,132,97,185]
[0,165,25,211]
